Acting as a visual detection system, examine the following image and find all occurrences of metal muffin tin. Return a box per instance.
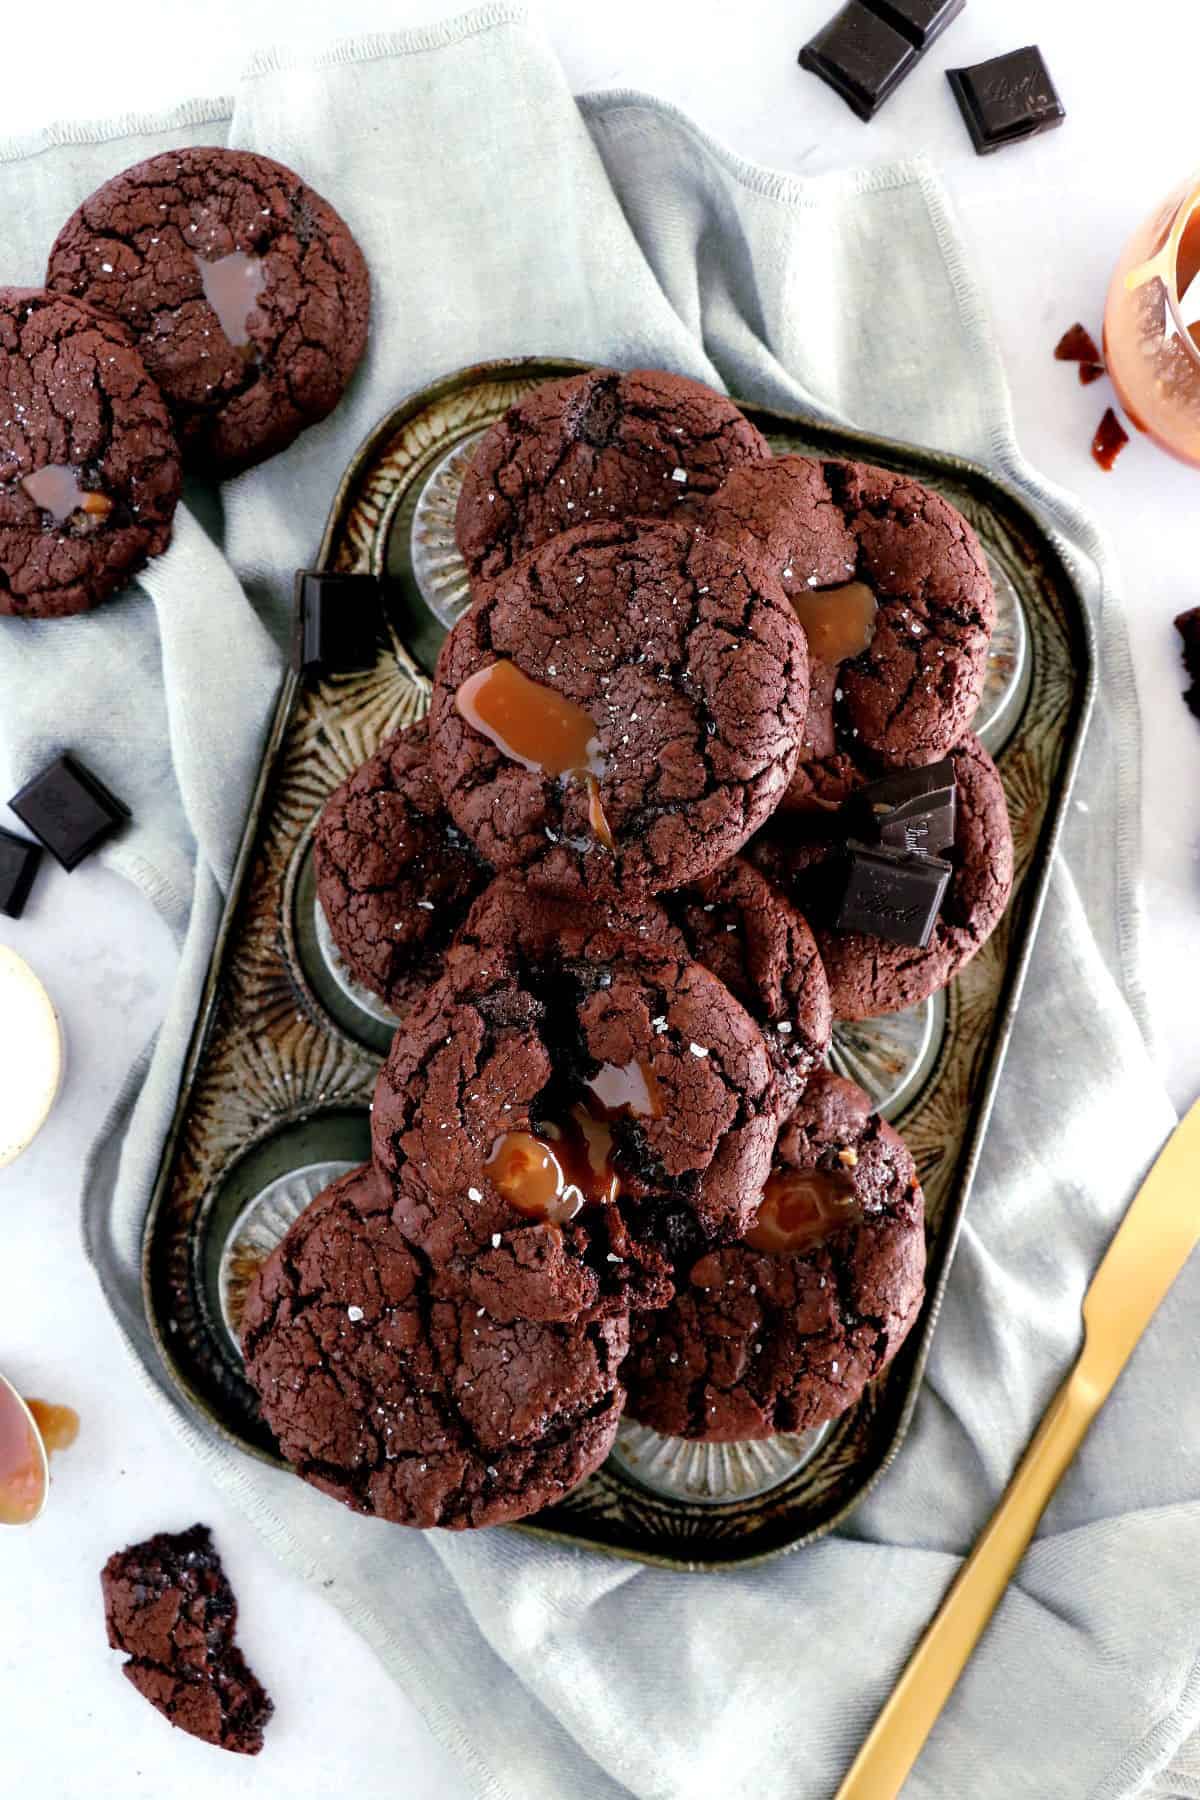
[142,357,1094,1571]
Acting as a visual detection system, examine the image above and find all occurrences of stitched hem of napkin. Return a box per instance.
[240,4,530,81]
[0,96,234,166]
[1089,1633,1200,1800]
[580,87,931,208]
[0,5,529,166]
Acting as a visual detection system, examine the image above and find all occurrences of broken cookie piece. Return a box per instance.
[101,1523,273,1755]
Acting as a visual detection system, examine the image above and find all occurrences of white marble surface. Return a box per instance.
[1,3,1198,1797]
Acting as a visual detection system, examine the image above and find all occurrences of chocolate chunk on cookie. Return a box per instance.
[661,857,832,1120]
[702,456,995,769]
[372,901,779,1321]
[749,733,1012,1019]
[314,719,491,1013]
[430,518,809,897]
[241,1164,627,1530]
[0,289,180,617]
[624,1070,926,1440]
[47,148,369,477]
[455,368,769,582]
[101,1523,272,1755]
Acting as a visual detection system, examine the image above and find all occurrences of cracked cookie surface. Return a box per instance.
[703,456,995,771]
[430,517,809,897]
[662,857,832,1121]
[314,719,491,1013]
[101,1523,272,1754]
[748,733,1013,1020]
[47,148,369,477]
[241,1164,627,1529]
[0,288,180,617]
[623,1070,925,1441]
[455,367,769,581]
[371,908,779,1323]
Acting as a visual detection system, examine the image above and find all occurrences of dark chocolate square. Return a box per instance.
[835,840,951,947]
[0,828,42,917]
[293,571,382,677]
[855,759,957,857]
[8,753,131,871]
[799,3,918,121]
[868,0,964,50]
[947,47,1065,155]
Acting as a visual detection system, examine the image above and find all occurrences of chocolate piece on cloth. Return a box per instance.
[799,3,919,121]
[0,829,42,918]
[868,0,964,50]
[293,570,382,677]
[947,46,1066,155]
[1176,608,1200,722]
[9,752,130,870]
[836,840,951,947]
[854,759,957,856]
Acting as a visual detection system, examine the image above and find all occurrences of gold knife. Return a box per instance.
[835,1096,1200,1800]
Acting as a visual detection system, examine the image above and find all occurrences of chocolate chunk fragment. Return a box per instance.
[855,759,956,856]
[947,47,1065,155]
[0,829,42,918]
[101,1524,272,1755]
[9,752,130,871]
[799,3,918,121]
[1175,608,1200,722]
[1055,323,1102,365]
[293,570,381,676]
[869,0,964,50]
[835,840,951,947]
[1092,407,1129,472]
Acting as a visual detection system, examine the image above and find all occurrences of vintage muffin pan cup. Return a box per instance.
[611,1418,832,1506]
[142,359,1094,1569]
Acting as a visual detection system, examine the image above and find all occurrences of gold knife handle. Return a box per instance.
[834,1361,1100,1800]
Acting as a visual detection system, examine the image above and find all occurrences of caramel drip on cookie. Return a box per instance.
[195,250,267,350]
[22,466,112,527]
[790,581,878,665]
[585,1059,662,1119]
[487,1110,618,1222]
[455,660,616,850]
[745,1166,862,1253]
[487,1060,660,1222]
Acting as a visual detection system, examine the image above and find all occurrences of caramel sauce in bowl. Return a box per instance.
[0,1374,50,1526]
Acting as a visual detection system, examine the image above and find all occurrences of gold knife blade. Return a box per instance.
[835,1096,1200,1800]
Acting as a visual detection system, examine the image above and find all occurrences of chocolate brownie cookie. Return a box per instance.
[430,518,809,897]
[661,858,832,1120]
[314,719,491,1013]
[1176,608,1200,722]
[0,289,180,617]
[623,1070,926,1440]
[47,148,369,477]
[241,1164,627,1530]
[455,368,769,582]
[101,1523,272,1755]
[371,909,779,1323]
[702,457,995,770]
[749,733,1013,1019]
